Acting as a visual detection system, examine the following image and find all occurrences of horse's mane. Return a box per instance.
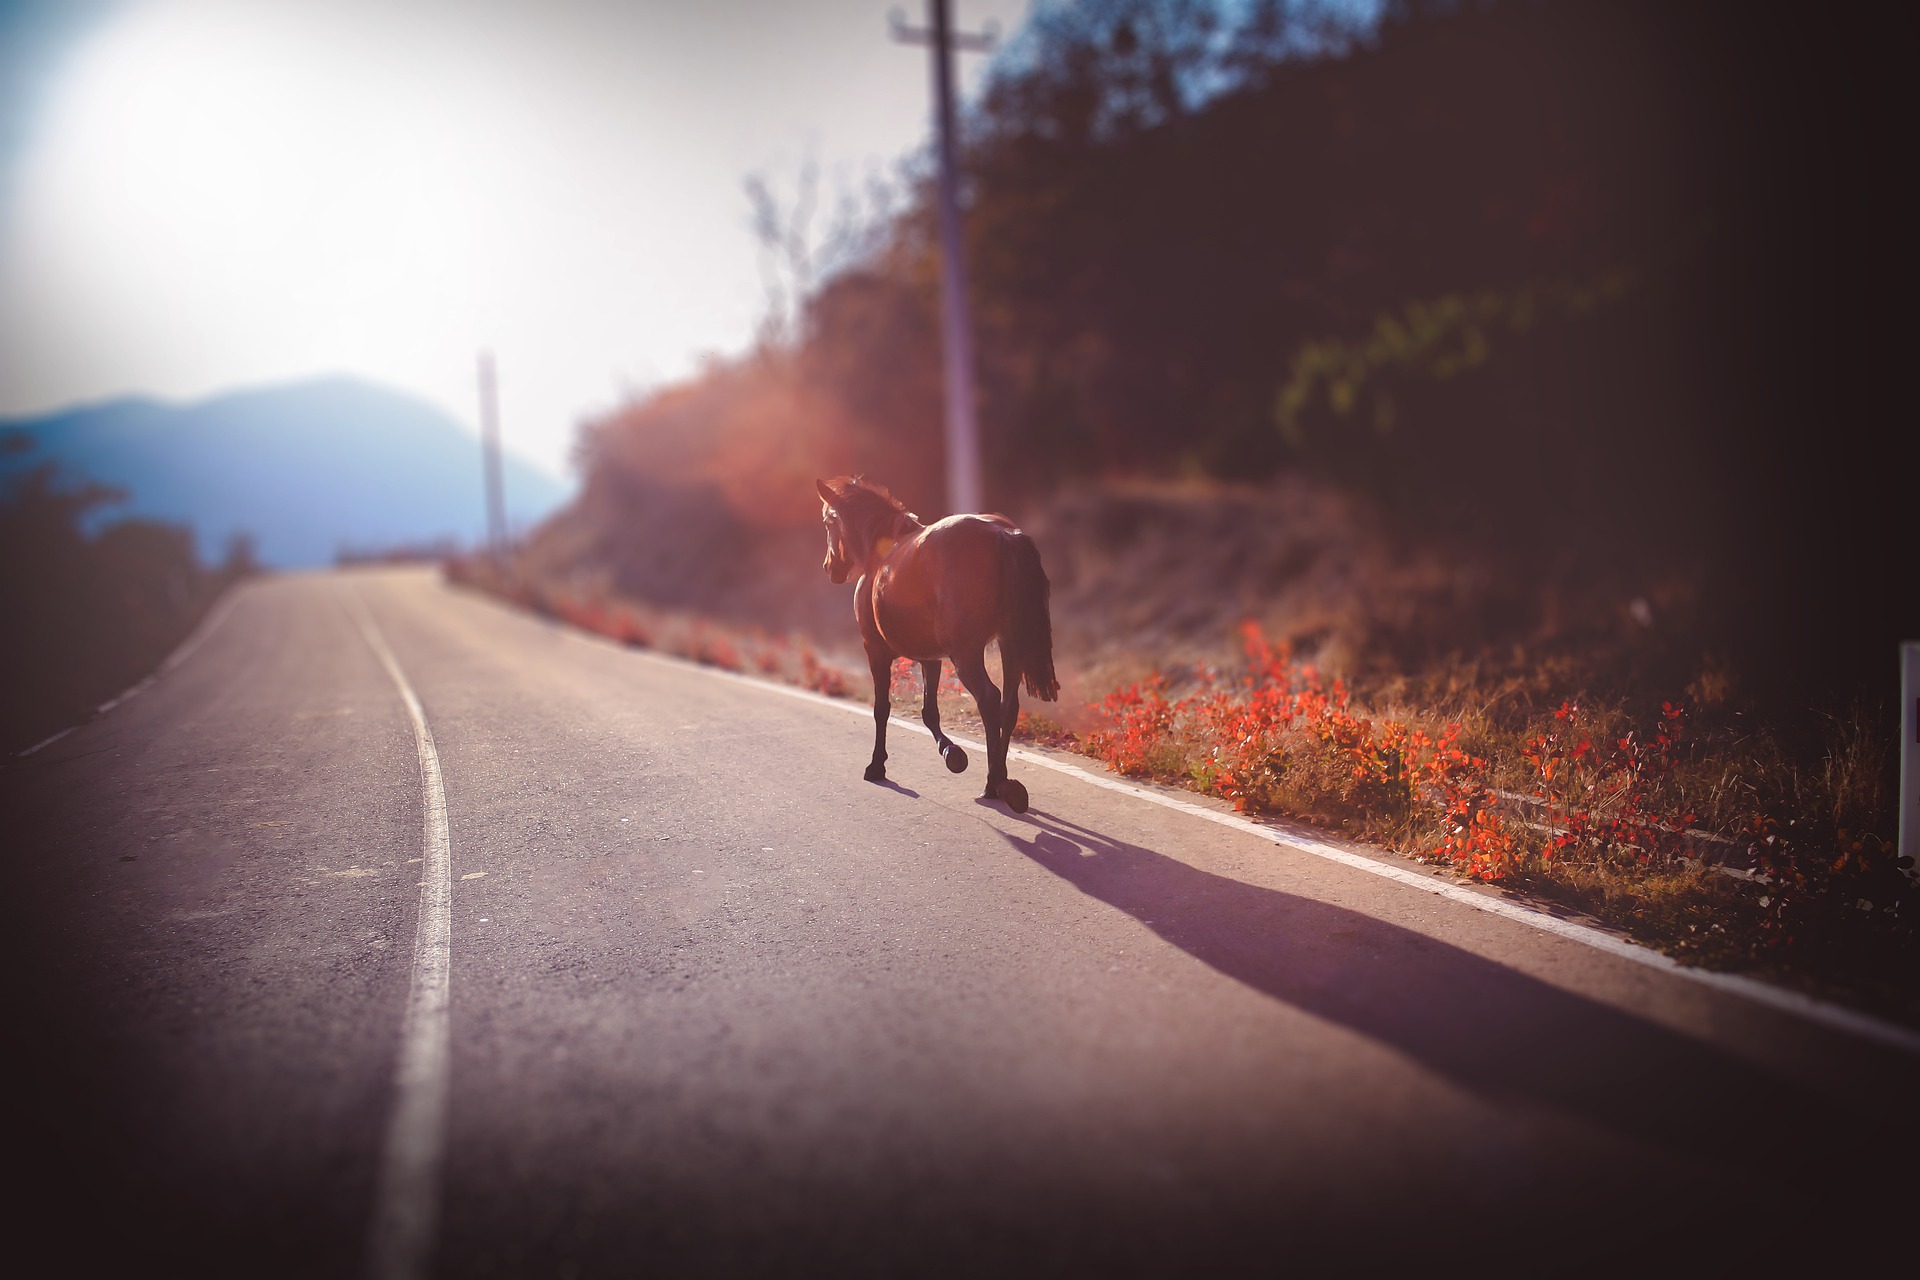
[821,475,915,526]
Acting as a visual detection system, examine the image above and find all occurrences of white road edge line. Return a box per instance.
[348,591,455,1280]
[561,625,1920,1058]
[16,582,247,756]
[19,726,74,757]
[159,582,246,675]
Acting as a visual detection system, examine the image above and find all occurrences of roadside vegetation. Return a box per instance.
[444,554,1919,1025]
[0,440,257,754]
[1072,625,1915,1012]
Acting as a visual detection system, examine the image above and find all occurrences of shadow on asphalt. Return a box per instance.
[992,807,1913,1188]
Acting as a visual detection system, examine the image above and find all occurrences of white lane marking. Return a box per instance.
[16,583,247,756]
[562,627,1920,1058]
[348,593,455,1280]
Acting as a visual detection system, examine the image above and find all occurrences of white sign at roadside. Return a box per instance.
[1903,643,1919,878]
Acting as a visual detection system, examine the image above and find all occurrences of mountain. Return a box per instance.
[0,377,572,567]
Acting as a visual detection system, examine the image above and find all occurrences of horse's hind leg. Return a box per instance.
[949,650,1006,801]
[921,660,967,773]
[996,651,1028,813]
[863,648,894,782]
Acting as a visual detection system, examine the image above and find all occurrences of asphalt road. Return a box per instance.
[6,567,1915,1278]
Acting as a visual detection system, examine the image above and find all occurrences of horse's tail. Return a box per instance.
[1000,531,1059,702]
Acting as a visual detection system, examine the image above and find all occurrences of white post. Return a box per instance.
[1902,642,1919,878]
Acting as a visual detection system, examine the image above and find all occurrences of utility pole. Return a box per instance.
[892,1,996,516]
[476,350,508,561]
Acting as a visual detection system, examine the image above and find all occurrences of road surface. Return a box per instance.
[6,567,1914,1277]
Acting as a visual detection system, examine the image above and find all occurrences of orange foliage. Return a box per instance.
[1087,620,1524,880]
[575,275,946,536]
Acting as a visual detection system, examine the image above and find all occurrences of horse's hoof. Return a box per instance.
[943,744,969,774]
[1000,779,1029,814]
[864,763,887,783]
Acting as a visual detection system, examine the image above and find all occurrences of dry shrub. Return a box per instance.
[1080,618,1918,987]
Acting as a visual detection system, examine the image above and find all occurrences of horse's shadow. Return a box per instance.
[991,807,1907,1184]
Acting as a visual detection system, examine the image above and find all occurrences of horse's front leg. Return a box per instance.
[864,646,895,782]
[949,651,1006,801]
[921,660,968,774]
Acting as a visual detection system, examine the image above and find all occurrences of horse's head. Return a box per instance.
[818,476,919,584]
[816,478,852,584]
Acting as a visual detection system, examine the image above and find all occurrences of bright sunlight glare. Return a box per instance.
[0,0,1030,480]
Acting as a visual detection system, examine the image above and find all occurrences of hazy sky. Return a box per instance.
[0,0,1031,482]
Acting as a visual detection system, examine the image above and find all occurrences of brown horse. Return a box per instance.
[816,476,1059,813]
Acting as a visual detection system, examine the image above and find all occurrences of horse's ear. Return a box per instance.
[815,479,837,505]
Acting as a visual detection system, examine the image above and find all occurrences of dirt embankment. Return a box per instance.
[516,469,1697,728]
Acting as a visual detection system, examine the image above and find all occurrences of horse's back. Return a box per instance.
[922,511,1016,549]
[876,515,1021,657]
[920,514,1022,596]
